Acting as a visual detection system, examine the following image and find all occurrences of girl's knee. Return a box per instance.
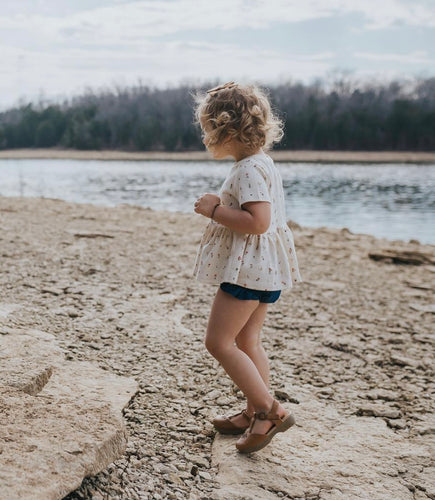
[204,336,214,355]
[205,335,231,359]
[236,336,261,354]
[204,336,221,358]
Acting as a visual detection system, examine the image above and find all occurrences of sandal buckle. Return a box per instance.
[256,411,268,420]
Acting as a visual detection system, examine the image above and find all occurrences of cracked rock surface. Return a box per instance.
[0,327,138,500]
[0,196,433,499]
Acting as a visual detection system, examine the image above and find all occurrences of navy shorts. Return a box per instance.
[220,282,281,303]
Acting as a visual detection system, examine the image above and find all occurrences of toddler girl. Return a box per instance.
[193,82,302,453]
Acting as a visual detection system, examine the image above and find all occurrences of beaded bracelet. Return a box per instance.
[210,203,221,220]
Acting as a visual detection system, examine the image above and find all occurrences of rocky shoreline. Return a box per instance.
[0,196,434,499]
[1,148,435,163]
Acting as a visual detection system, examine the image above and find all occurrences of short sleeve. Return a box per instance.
[237,164,272,206]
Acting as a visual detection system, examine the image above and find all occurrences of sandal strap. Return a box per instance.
[252,400,283,425]
[226,409,252,422]
[241,409,253,422]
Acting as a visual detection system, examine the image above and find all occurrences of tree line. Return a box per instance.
[0,77,434,151]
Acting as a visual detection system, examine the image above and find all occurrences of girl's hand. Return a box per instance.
[194,193,221,218]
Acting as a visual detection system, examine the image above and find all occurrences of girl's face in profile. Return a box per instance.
[202,126,229,159]
[206,140,228,159]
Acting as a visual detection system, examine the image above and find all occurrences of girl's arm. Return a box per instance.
[214,202,271,235]
[194,193,271,235]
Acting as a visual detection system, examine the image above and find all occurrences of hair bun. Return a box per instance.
[215,111,232,126]
[251,104,263,118]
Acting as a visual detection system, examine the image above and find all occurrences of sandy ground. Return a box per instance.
[0,148,435,163]
[0,196,434,499]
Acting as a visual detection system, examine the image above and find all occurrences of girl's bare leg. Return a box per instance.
[235,302,269,415]
[205,289,287,433]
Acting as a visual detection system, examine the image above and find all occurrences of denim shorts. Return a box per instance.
[220,282,281,303]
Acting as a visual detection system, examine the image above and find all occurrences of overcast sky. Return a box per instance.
[1,0,434,109]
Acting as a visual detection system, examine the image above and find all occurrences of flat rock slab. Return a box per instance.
[0,327,63,395]
[211,385,432,500]
[0,328,138,500]
[0,303,21,318]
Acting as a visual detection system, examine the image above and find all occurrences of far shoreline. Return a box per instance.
[0,148,435,163]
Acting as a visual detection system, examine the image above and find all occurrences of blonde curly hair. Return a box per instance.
[193,82,284,152]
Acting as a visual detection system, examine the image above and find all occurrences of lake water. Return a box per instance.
[0,159,434,244]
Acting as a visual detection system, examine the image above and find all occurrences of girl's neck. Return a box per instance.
[230,142,263,162]
[234,150,262,162]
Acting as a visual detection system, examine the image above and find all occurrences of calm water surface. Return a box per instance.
[0,159,434,244]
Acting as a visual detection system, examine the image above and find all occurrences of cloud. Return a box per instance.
[0,36,338,109]
[1,0,435,46]
[0,0,434,108]
[355,51,434,65]
[0,1,434,59]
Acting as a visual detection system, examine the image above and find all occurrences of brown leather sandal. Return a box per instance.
[212,409,253,435]
[235,400,295,453]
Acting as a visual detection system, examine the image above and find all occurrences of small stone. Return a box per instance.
[386,419,408,430]
[216,396,231,406]
[390,354,419,368]
[198,471,212,481]
[184,453,210,469]
[316,388,334,396]
[274,389,300,404]
[153,464,173,474]
[356,405,402,419]
[144,386,159,394]
[41,287,63,296]
[366,389,400,401]
[167,473,184,486]
[414,425,435,435]
[205,389,221,400]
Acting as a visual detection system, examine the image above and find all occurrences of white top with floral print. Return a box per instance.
[193,151,302,291]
